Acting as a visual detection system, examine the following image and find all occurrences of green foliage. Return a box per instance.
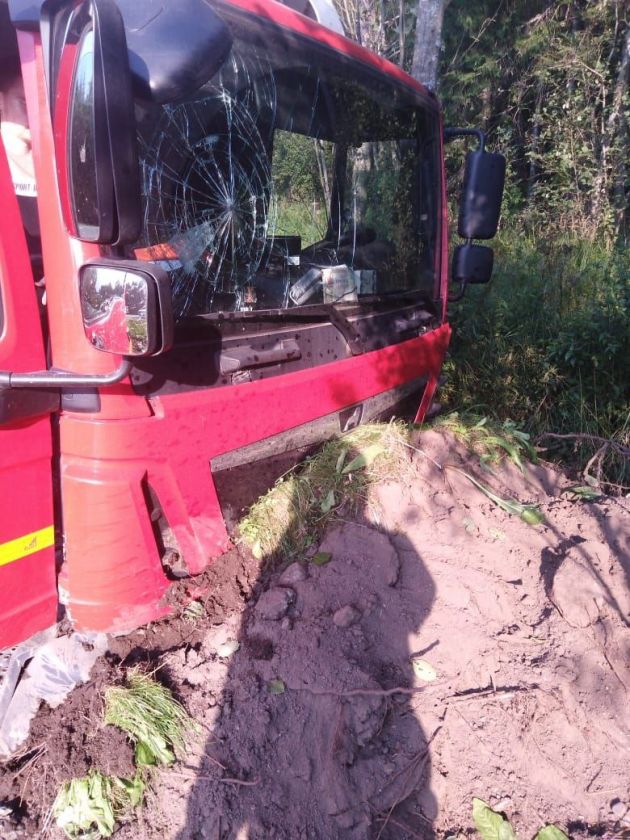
[239,422,412,562]
[473,798,517,840]
[267,678,286,695]
[448,466,545,525]
[535,827,570,840]
[53,671,197,838]
[444,233,630,487]
[333,0,628,241]
[441,0,629,242]
[272,131,332,246]
[104,670,196,767]
[472,798,569,840]
[432,412,538,471]
[52,771,144,839]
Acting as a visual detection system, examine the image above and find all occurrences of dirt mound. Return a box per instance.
[2,429,629,839]
[0,545,262,838]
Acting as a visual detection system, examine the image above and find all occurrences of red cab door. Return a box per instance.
[0,133,58,648]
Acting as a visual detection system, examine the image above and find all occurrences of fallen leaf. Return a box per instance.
[520,506,545,526]
[267,679,285,695]
[320,489,336,513]
[341,444,385,474]
[563,485,602,501]
[411,658,438,682]
[183,601,205,622]
[311,551,332,566]
[252,541,263,560]
[535,826,570,840]
[472,798,517,840]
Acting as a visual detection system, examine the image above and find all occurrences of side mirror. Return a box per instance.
[79,260,174,356]
[458,150,506,240]
[117,0,232,104]
[452,244,493,285]
[27,0,232,242]
[444,128,506,297]
[53,0,141,244]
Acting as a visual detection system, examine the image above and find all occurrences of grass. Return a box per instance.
[52,671,196,838]
[444,231,630,490]
[104,669,195,767]
[274,198,327,248]
[239,421,413,561]
[431,412,538,471]
[239,414,545,563]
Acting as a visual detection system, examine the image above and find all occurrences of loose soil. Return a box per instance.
[1,430,628,840]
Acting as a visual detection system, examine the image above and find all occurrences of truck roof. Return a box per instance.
[220,0,435,107]
[3,0,435,108]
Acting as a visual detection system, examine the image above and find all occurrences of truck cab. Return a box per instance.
[0,0,503,647]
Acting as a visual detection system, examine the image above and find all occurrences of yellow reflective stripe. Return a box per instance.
[0,526,55,567]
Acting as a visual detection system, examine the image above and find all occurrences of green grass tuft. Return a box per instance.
[238,421,413,562]
[104,670,195,767]
[431,412,538,471]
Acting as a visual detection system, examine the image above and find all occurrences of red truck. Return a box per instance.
[0,0,504,649]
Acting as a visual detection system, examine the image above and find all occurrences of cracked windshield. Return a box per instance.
[132,13,440,321]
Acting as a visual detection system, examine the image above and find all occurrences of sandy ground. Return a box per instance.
[1,429,629,839]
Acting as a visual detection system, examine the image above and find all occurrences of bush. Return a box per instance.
[443,232,629,487]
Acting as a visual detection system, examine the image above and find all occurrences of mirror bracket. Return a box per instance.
[444,127,486,152]
[79,259,174,356]
[0,360,131,390]
[448,280,468,303]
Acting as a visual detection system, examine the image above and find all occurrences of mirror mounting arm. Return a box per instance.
[447,280,468,303]
[448,234,475,302]
[444,127,486,153]
[0,360,131,390]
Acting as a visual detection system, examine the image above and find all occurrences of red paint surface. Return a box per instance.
[13,16,451,638]
[0,126,57,648]
[61,324,450,632]
[221,0,434,102]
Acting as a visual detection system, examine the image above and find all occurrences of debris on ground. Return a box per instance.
[0,424,628,839]
[0,630,107,756]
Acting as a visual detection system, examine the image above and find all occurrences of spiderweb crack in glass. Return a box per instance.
[134,23,440,322]
[138,53,278,319]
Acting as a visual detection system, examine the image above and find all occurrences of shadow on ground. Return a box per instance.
[176,504,438,839]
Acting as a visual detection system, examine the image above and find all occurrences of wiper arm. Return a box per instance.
[317,305,363,356]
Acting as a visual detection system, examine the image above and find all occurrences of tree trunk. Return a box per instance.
[399,0,405,68]
[410,0,448,90]
[609,21,629,239]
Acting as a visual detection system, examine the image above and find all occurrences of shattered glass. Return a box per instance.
[132,13,440,321]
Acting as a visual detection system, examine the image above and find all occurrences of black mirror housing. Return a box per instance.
[452,244,494,285]
[53,0,141,245]
[118,0,232,104]
[458,150,506,240]
[51,0,231,245]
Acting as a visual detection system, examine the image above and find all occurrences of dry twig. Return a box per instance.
[168,770,259,786]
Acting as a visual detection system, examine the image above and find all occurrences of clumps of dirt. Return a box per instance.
[104,544,263,674]
[0,543,262,837]
[3,428,629,840]
[0,659,134,824]
[115,428,628,840]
